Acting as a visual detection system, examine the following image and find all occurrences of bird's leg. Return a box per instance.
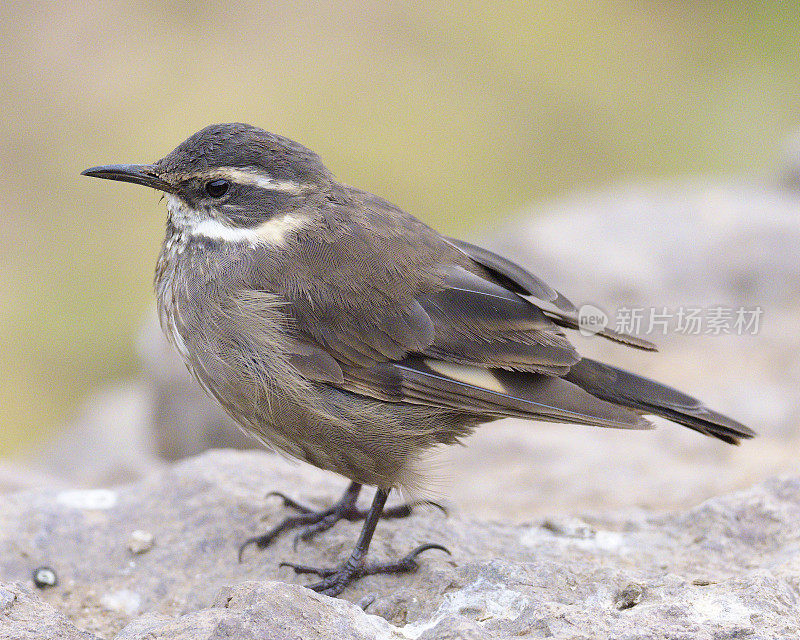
[239,481,361,560]
[239,481,446,560]
[280,487,450,597]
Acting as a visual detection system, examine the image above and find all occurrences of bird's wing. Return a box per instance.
[278,290,648,430]
[563,358,755,443]
[444,237,576,312]
[446,237,657,351]
[282,255,580,375]
[243,218,648,429]
[339,355,650,429]
[415,264,579,375]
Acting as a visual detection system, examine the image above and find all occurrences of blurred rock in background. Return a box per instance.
[24,155,800,523]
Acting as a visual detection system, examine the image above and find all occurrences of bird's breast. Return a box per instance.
[155,229,194,363]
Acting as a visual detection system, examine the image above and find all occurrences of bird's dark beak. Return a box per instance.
[81,164,176,193]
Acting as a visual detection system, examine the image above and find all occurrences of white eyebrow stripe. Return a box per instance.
[214,167,303,193]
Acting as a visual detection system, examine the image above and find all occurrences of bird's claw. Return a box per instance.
[280,543,451,596]
[279,561,338,578]
[239,487,446,559]
[265,491,314,514]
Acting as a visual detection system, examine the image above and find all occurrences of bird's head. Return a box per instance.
[82,123,333,241]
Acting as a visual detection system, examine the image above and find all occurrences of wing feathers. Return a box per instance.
[423,333,576,375]
[419,265,580,372]
[400,358,650,428]
[250,223,749,445]
[544,306,658,351]
[422,265,554,330]
[446,237,575,311]
[377,299,435,353]
[290,261,579,372]
[285,342,344,384]
[446,237,657,351]
[340,357,651,430]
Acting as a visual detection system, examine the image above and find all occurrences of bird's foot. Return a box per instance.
[280,543,450,597]
[238,484,445,560]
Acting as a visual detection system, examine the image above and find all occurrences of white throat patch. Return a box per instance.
[166,195,308,248]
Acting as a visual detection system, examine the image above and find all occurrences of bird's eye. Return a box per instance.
[205,179,229,198]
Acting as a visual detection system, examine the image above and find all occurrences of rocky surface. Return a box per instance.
[493,178,800,308]
[1,450,799,639]
[0,582,100,640]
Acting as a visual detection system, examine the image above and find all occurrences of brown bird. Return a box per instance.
[82,123,755,596]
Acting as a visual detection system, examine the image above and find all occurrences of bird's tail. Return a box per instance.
[563,358,756,445]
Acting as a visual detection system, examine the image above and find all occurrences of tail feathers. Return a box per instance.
[564,358,755,445]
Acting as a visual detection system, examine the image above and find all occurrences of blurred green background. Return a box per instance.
[2,1,799,454]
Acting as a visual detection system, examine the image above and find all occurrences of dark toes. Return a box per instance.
[279,543,449,596]
[279,561,338,578]
[396,542,451,571]
[241,486,365,557]
[406,542,451,559]
[265,491,313,514]
[237,535,267,562]
[310,579,347,597]
[291,522,325,551]
[238,521,294,561]
[291,533,302,552]
[361,542,451,575]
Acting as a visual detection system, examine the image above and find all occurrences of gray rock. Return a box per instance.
[0,450,798,639]
[126,530,155,555]
[0,462,65,494]
[115,581,402,640]
[0,582,100,640]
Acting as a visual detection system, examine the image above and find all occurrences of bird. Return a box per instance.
[82,123,755,597]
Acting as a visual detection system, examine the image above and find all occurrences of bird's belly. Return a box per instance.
[154,248,437,488]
